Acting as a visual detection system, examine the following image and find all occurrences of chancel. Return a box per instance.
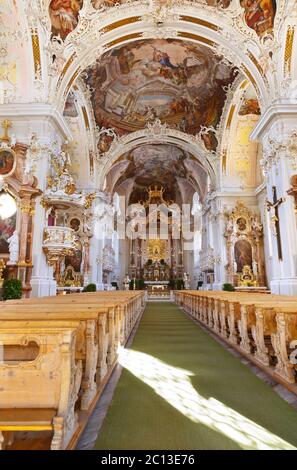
[1,0,297,455]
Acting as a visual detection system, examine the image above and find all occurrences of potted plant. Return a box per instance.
[2,278,22,300]
[168,279,176,289]
[82,283,97,292]
[222,283,235,292]
[176,279,185,290]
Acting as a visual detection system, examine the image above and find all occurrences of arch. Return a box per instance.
[50,5,271,111]
[97,124,218,191]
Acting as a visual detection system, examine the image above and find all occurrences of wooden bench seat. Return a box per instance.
[0,408,59,450]
[0,291,146,450]
[174,290,297,389]
[0,408,56,429]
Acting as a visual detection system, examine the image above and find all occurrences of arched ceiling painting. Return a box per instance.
[84,39,239,149]
[48,1,276,40]
[109,144,208,203]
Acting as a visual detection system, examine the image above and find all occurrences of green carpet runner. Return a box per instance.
[94,302,297,450]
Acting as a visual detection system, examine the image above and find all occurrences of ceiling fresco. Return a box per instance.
[109,144,207,202]
[238,85,261,116]
[239,98,260,116]
[240,0,276,37]
[85,39,238,144]
[49,0,83,40]
[48,1,275,40]
[63,93,78,117]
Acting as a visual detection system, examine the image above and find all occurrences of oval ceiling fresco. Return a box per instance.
[84,39,239,149]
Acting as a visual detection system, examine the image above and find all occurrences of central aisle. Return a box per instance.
[95,302,297,450]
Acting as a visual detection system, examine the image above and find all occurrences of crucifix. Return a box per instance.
[266,186,285,261]
[0,120,12,143]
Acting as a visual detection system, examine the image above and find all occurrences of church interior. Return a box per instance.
[0,0,297,453]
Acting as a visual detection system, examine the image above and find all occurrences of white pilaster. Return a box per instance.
[251,105,297,294]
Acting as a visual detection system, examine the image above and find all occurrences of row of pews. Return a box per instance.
[0,291,146,450]
[174,290,297,388]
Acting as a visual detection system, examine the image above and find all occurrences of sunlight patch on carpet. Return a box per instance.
[118,347,295,451]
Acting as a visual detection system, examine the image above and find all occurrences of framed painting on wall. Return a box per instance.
[0,148,16,177]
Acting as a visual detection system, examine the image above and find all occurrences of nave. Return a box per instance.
[83,302,297,451]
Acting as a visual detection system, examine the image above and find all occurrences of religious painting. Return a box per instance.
[98,132,114,154]
[70,217,80,232]
[49,0,83,40]
[0,207,16,255]
[84,39,238,147]
[0,149,15,176]
[237,217,247,231]
[65,248,82,272]
[122,145,187,202]
[234,240,253,273]
[239,98,261,116]
[201,131,218,152]
[63,93,78,117]
[111,143,207,204]
[240,0,276,37]
[147,239,167,261]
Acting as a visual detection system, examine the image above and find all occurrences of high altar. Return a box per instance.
[128,186,184,289]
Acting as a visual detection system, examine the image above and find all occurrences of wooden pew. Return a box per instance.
[0,318,81,450]
[174,290,297,389]
[0,291,146,450]
[271,306,297,383]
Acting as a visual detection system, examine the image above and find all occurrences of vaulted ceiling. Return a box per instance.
[84,39,239,150]
[105,144,208,203]
[52,0,276,200]
[49,1,277,40]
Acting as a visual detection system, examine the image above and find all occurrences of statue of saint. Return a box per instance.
[123,274,130,291]
[7,230,19,265]
[233,260,238,273]
[183,272,190,290]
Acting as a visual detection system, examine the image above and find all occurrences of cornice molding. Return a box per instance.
[0,103,73,141]
[250,102,297,141]
[214,189,263,198]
